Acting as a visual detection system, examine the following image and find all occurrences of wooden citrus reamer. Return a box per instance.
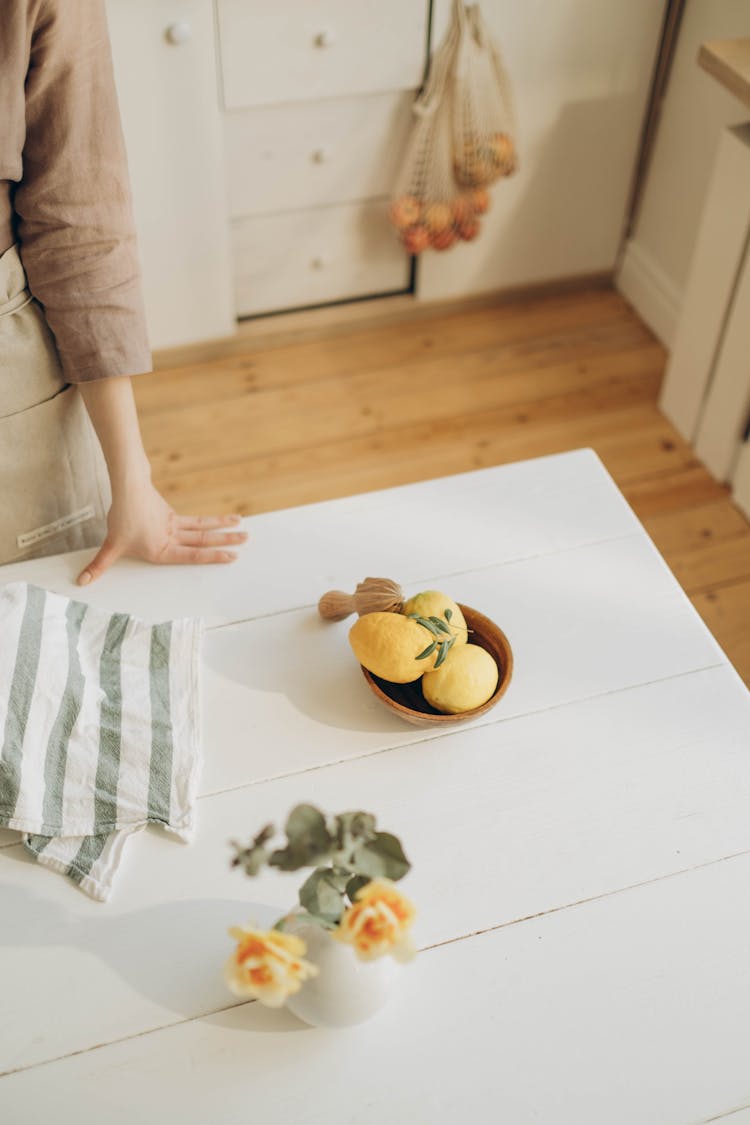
[318,577,404,621]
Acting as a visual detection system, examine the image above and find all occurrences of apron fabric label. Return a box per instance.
[17,506,96,549]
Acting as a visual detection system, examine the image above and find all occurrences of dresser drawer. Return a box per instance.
[224,92,414,218]
[231,200,410,316]
[217,0,428,109]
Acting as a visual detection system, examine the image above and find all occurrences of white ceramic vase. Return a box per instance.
[284,919,397,1028]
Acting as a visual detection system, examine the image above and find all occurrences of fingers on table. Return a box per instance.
[77,540,122,585]
[176,514,243,531]
[165,545,239,565]
[172,515,247,562]
[178,529,248,548]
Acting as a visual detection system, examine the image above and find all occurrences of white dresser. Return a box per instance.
[107,0,426,343]
[217,0,427,317]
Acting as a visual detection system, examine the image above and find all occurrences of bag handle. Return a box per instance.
[413,13,461,118]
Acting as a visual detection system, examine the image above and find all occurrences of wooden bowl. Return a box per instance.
[361,605,513,727]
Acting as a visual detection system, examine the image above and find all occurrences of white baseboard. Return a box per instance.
[615,239,682,348]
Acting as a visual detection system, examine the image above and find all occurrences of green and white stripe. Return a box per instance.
[0,583,202,901]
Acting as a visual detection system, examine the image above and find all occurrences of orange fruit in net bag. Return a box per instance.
[452,195,476,225]
[389,195,422,230]
[456,216,481,242]
[401,225,431,254]
[471,188,491,215]
[431,227,458,251]
[488,133,517,175]
[455,150,494,187]
[423,202,454,234]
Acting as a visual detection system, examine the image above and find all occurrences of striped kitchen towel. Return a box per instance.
[0,582,202,901]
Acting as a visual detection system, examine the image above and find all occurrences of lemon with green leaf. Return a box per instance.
[349,612,439,682]
[401,591,468,646]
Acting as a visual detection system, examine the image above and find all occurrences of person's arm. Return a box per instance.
[16,0,151,384]
[76,378,247,586]
[16,1,246,583]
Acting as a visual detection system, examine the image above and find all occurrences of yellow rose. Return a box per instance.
[224,924,319,1008]
[334,879,417,963]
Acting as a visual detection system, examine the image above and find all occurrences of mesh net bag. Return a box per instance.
[389,1,517,254]
[389,15,484,254]
[451,2,518,189]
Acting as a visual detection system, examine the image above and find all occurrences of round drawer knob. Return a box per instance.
[311,257,328,271]
[314,30,336,48]
[165,21,192,45]
[311,148,330,164]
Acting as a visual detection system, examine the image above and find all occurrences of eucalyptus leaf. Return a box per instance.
[299,868,346,920]
[231,844,269,877]
[267,846,297,871]
[229,821,277,876]
[333,811,377,852]
[351,831,411,881]
[286,804,330,845]
[346,874,371,901]
[269,804,333,870]
[328,867,352,892]
[253,823,275,847]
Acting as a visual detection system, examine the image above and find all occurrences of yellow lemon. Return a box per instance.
[422,643,499,714]
[401,590,468,645]
[349,612,437,682]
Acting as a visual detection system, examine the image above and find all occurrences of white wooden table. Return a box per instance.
[1,448,749,1125]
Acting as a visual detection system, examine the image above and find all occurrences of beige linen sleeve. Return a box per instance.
[14,0,152,383]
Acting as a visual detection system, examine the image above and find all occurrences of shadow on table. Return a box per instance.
[203,611,409,735]
[0,872,308,1034]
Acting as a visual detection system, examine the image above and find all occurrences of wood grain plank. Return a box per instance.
[620,465,731,517]
[137,338,665,480]
[145,286,631,392]
[668,535,750,594]
[640,499,750,557]
[692,579,750,683]
[151,277,616,370]
[151,405,689,519]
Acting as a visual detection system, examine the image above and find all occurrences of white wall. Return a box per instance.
[616,0,750,346]
[418,0,665,302]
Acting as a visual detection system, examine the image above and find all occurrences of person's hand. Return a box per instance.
[77,477,247,585]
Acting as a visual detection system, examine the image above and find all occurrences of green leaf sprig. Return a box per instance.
[410,607,464,669]
[230,804,411,933]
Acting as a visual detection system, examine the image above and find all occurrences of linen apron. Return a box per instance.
[0,243,110,565]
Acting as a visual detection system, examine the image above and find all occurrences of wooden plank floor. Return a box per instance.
[135,286,750,686]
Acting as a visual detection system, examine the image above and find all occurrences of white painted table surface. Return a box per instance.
[1,448,749,1125]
